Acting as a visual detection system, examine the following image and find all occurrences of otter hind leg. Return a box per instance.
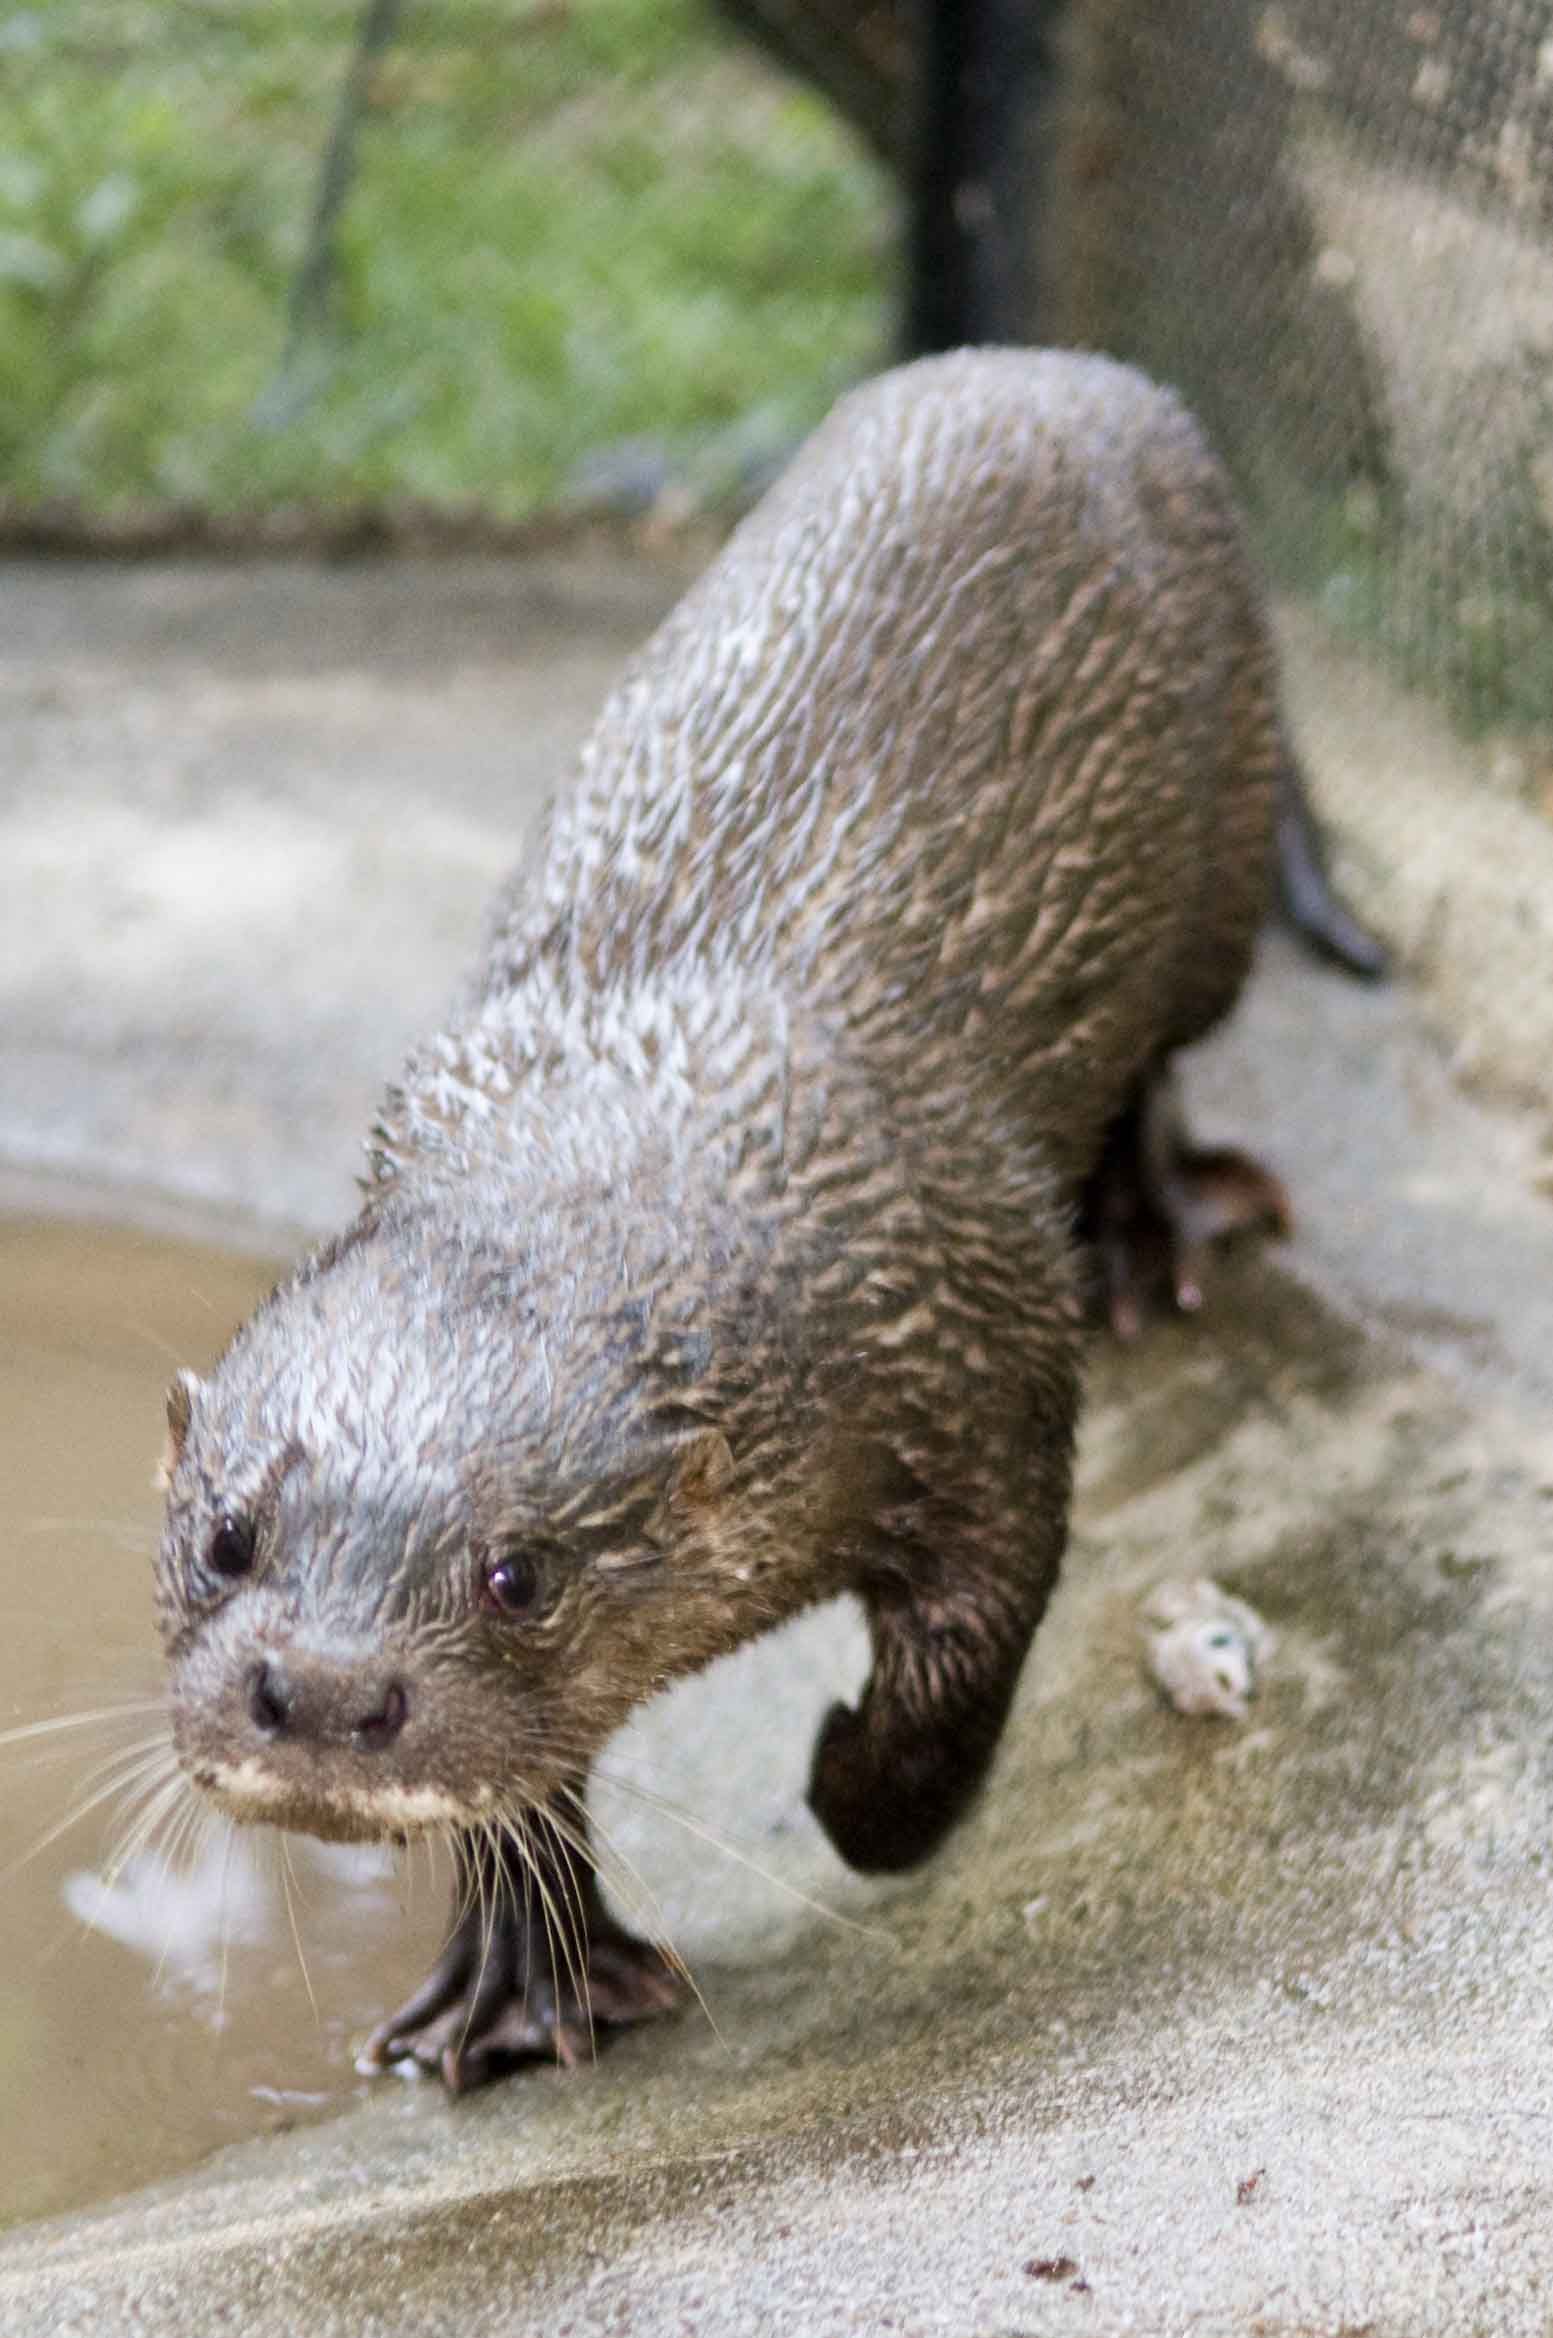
[1083,1068,1291,1341]
[362,1803,681,2093]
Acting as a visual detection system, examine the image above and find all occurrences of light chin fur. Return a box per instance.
[195,1756,486,1844]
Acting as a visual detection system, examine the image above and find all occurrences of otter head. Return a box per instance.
[154,1201,795,1847]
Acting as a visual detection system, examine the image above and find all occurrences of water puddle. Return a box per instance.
[0,1213,451,2231]
[0,1205,874,2235]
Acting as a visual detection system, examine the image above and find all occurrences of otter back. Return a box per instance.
[158,349,1320,2093]
[456,347,1281,1193]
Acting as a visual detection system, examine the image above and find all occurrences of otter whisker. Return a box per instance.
[100,1768,191,1901]
[216,1817,238,2029]
[67,1732,176,1809]
[93,1760,179,1878]
[430,1820,454,1927]
[279,1835,320,2024]
[444,1825,481,1941]
[454,1819,501,2064]
[429,1726,874,1952]
[542,1792,669,1967]
[443,1820,464,1929]
[507,1812,583,2062]
[541,1810,594,2062]
[0,1700,168,1753]
[524,1801,652,2057]
[278,1831,316,1914]
[7,1736,179,1880]
[503,1817,537,2033]
[98,1751,186,1875]
[401,1826,426,1920]
[552,1788,689,1982]
[52,1735,173,1830]
[76,1723,172,1768]
[513,1817,556,2050]
[550,1787,724,2054]
[497,1811,587,2064]
[394,1824,420,1923]
[151,1781,205,1900]
[100,1737,184,1820]
[459,1818,508,2066]
[76,1751,188,1879]
[148,1794,211,1991]
[589,1766,889,1944]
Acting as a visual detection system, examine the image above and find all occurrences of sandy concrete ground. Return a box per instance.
[1,556,1551,2335]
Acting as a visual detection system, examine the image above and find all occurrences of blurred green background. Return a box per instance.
[0,0,893,522]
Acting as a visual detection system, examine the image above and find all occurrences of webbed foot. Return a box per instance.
[362,1820,682,2094]
[1085,1072,1291,1340]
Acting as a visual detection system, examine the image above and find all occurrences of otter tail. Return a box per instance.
[1275,753,1388,981]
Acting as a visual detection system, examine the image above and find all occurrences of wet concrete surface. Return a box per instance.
[0,556,697,1233]
[1,557,1551,2333]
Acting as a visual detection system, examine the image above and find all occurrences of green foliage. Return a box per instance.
[0,0,892,515]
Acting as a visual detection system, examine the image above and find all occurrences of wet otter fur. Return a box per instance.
[157,348,1380,2089]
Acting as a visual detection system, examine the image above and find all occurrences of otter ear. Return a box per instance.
[157,1369,203,1487]
[669,1428,735,1512]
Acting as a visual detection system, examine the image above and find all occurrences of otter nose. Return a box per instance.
[247,1657,293,1736]
[246,1658,409,1751]
[354,1680,410,1753]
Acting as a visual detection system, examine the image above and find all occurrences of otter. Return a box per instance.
[156,348,1381,2091]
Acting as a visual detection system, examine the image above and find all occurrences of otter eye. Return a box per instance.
[482,1552,540,1617]
[207,1512,256,1581]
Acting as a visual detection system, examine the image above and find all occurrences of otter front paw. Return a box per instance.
[807,1697,959,1875]
[362,1902,682,2094]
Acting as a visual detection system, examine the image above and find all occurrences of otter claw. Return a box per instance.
[360,1811,684,2091]
[1088,1079,1290,1336]
[364,1922,682,2090]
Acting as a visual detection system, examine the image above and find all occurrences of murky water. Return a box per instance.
[0,1205,874,2235]
[0,1214,454,2231]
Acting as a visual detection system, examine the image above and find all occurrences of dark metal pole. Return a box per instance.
[253,0,405,428]
[904,0,1068,353]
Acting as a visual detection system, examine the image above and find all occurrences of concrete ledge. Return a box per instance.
[2,558,1551,2335]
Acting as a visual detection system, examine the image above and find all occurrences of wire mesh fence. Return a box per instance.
[1023,1,1553,1105]
[4,0,1550,1102]
[1039,0,1553,748]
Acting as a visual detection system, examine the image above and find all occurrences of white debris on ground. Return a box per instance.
[1140,1576,1277,1720]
